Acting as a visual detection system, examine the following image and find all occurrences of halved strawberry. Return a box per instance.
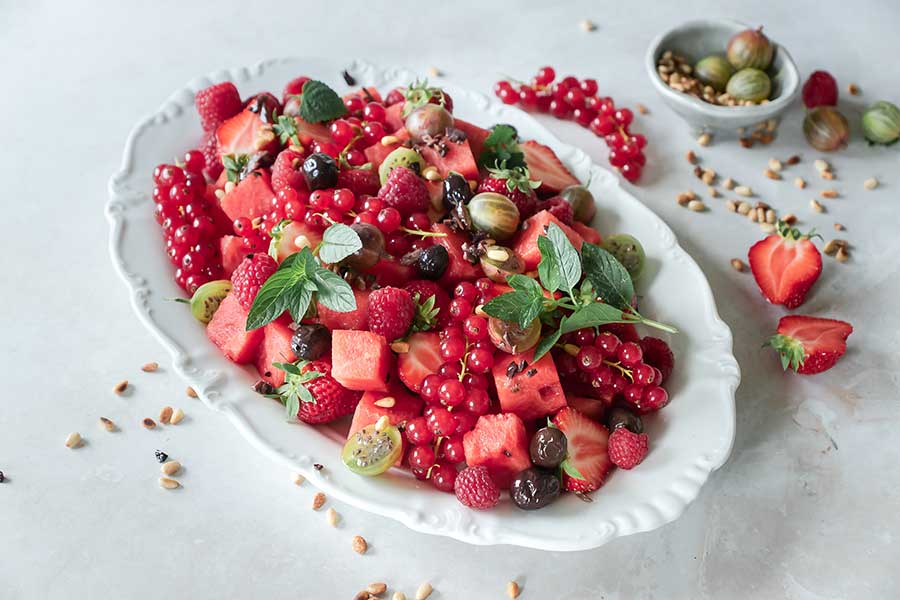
[552,407,611,493]
[521,140,580,195]
[216,109,277,159]
[397,332,442,392]
[748,222,822,309]
[767,315,853,375]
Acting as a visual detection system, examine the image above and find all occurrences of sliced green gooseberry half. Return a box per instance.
[601,234,646,280]
[341,423,403,476]
[187,280,232,323]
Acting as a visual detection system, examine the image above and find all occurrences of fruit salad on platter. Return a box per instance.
[152,74,681,511]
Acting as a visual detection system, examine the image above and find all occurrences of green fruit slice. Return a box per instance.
[341,423,403,476]
[189,280,232,323]
[602,234,646,280]
[378,147,425,185]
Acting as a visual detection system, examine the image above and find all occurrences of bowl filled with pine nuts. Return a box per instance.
[645,19,800,135]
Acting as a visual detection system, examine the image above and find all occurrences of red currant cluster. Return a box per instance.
[555,330,669,414]
[152,156,228,293]
[493,66,648,183]
[405,282,497,493]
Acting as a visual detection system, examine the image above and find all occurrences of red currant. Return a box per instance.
[448,298,473,321]
[409,445,436,470]
[376,207,401,233]
[454,410,479,435]
[574,107,597,127]
[420,374,443,401]
[579,78,598,96]
[332,188,355,212]
[430,463,457,492]
[519,85,538,109]
[427,407,456,437]
[620,162,642,183]
[623,384,644,405]
[592,365,615,388]
[534,66,556,86]
[329,119,355,146]
[549,99,571,119]
[461,372,488,389]
[439,337,466,362]
[438,379,466,407]
[439,437,466,464]
[363,102,386,123]
[577,346,602,371]
[183,150,205,174]
[404,212,430,231]
[438,361,462,380]
[573,328,595,346]
[498,86,518,105]
[617,342,643,365]
[462,315,488,340]
[466,348,494,374]
[633,363,656,386]
[406,417,434,446]
[614,108,634,126]
[641,386,669,412]
[344,95,364,114]
[464,389,491,415]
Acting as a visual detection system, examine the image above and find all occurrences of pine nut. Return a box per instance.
[159,406,174,425]
[810,199,825,213]
[821,189,839,199]
[169,408,184,425]
[352,535,368,554]
[730,258,746,272]
[768,158,783,172]
[143,418,156,429]
[764,169,781,180]
[326,507,339,527]
[579,18,596,32]
[161,461,181,476]
[676,192,692,206]
[848,83,860,95]
[214,189,225,200]
[374,397,396,408]
[723,177,735,190]
[141,362,159,372]
[224,181,236,194]
[737,201,752,215]
[786,155,801,165]
[159,477,180,490]
[864,177,879,190]
[782,213,797,225]
[65,432,82,449]
[312,492,326,510]
[836,247,849,262]
[701,170,715,185]
[636,103,649,115]
[765,209,776,224]
[374,415,390,432]
[725,200,737,212]
[708,187,720,198]
[113,380,129,395]
[415,582,433,600]
[734,185,752,197]
[422,166,441,181]
[366,583,387,595]
[380,135,399,146]
[186,386,198,398]
[824,239,840,255]
[99,417,116,432]
[293,473,305,486]
[685,150,697,164]
[507,581,521,598]
[697,133,711,146]
[814,159,830,173]
[427,66,441,77]
[821,170,834,180]
[393,593,406,600]
[794,177,806,189]
[486,248,510,262]
[756,207,767,222]
[834,223,845,231]
[687,199,707,212]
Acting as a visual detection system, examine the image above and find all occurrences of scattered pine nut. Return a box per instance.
[697,133,711,146]
[794,177,806,189]
[737,201,752,215]
[756,207,766,222]
[161,460,181,476]
[380,135,399,146]
[687,199,707,212]
[65,432,82,449]
[415,582,433,600]
[427,66,441,77]
[373,397,396,408]
[834,222,845,231]
[768,158,783,172]
[169,408,185,425]
[374,415,390,432]
[393,593,406,600]
[326,507,340,527]
[765,209,776,224]
[141,362,159,372]
[782,213,797,225]
[676,192,695,206]
[821,170,834,180]
[701,169,716,185]
[821,189,839,199]
[99,417,116,432]
[506,581,521,598]
[390,341,410,353]
[352,592,369,600]
[723,177,735,190]
[786,155,801,165]
[312,492,326,510]
[730,258,746,272]
[835,246,849,262]
[764,169,781,180]
[810,199,825,213]
[692,165,703,178]
[142,418,157,430]
[579,18,596,32]
[848,83,860,95]
[186,386,198,398]
[760,222,776,233]
[159,406,174,425]
[725,199,737,212]
[159,477,180,490]
[293,473,305,486]
[685,150,697,164]
[823,239,840,255]
[765,119,778,132]
[734,185,752,197]
[814,159,830,173]
[367,583,387,595]
[708,187,720,198]
[113,380,129,395]
[864,177,879,190]
[352,535,368,554]
[636,103,649,115]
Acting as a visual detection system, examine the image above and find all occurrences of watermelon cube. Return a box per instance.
[206,294,264,364]
[220,171,275,223]
[362,257,417,288]
[419,138,479,181]
[572,221,602,246]
[331,330,393,391]
[453,119,490,165]
[348,386,423,438]
[220,235,246,277]
[317,288,371,331]
[512,210,585,270]
[431,223,483,285]
[363,128,410,168]
[384,102,406,132]
[254,319,297,387]
[463,413,532,487]
[492,348,567,422]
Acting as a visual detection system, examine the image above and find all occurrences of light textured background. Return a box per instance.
[2,1,899,598]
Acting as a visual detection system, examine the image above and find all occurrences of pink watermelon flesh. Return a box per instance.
[431,223,483,285]
[492,348,567,422]
[331,330,393,391]
[255,320,297,387]
[317,288,370,331]
[453,119,490,166]
[384,102,406,132]
[206,294,264,364]
[572,222,602,245]
[348,386,423,438]
[362,258,417,288]
[512,210,585,270]
[463,413,532,488]
[567,396,607,422]
[418,138,479,181]
[363,128,410,168]
[220,171,274,222]
[220,235,246,277]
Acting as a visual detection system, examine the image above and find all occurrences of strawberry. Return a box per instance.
[404,279,451,328]
[337,168,381,197]
[216,109,277,160]
[271,149,307,193]
[748,222,822,309]
[367,286,415,342]
[397,332,442,392]
[520,140,580,195]
[607,428,649,470]
[767,315,853,375]
[275,359,362,424]
[552,407,611,493]
[195,82,242,132]
[476,165,539,218]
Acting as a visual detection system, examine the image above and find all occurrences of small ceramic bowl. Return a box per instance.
[645,19,800,135]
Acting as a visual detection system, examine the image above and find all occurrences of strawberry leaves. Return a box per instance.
[271,361,324,421]
[766,333,807,371]
[273,115,301,147]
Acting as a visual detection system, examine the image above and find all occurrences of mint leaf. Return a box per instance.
[245,251,311,331]
[537,223,581,296]
[560,457,585,481]
[533,325,563,361]
[483,291,531,325]
[507,274,543,297]
[581,242,634,311]
[311,267,356,312]
[299,80,348,124]
[537,235,561,293]
[318,222,362,265]
[479,124,527,170]
[560,302,633,334]
[283,285,313,323]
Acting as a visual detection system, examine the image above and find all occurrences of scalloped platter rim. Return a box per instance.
[106,58,740,551]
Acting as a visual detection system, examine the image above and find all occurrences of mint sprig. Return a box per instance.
[479,124,527,171]
[299,80,348,124]
[270,361,323,421]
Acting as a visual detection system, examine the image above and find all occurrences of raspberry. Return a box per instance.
[543,196,574,225]
[802,71,838,109]
[271,149,307,193]
[404,279,450,328]
[607,428,648,470]
[282,76,310,103]
[377,167,429,216]
[639,336,674,382]
[367,286,415,341]
[201,132,223,180]
[195,82,243,132]
[231,253,278,310]
[337,168,381,198]
[454,466,500,509]
[294,360,362,424]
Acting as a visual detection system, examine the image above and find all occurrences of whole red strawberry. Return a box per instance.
[607,428,649,470]
[337,168,381,198]
[542,195,574,225]
[195,82,243,133]
[377,167,429,215]
[231,253,278,310]
[767,315,853,375]
[201,132,223,180]
[404,279,451,328]
[476,165,538,218]
[802,70,838,109]
[454,466,501,510]
[748,221,822,309]
[285,359,361,424]
[639,337,674,383]
[271,149,307,193]
[367,286,415,341]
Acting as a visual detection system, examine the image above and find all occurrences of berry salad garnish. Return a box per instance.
[159,72,680,511]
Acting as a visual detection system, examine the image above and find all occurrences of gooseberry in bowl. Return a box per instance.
[694,55,734,92]
[726,26,774,70]
[726,68,771,103]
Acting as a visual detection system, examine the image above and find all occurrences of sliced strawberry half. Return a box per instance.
[397,332,442,392]
[768,315,853,375]
[552,407,611,493]
[748,222,822,309]
[521,140,580,195]
[216,108,277,159]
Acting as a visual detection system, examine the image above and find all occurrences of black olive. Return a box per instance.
[416,245,449,280]
[606,407,643,434]
[510,467,561,510]
[442,172,473,209]
[529,427,568,468]
[302,153,339,191]
[290,324,331,361]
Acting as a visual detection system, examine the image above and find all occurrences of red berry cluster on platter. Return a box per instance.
[494,66,648,183]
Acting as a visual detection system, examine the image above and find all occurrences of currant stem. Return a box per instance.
[399,226,447,238]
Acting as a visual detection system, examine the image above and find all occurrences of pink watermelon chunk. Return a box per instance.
[331,330,393,391]
[453,119,490,166]
[463,413,532,487]
[491,348,567,422]
[220,171,275,222]
[431,223,483,285]
[363,128,410,168]
[220,235,246,277]
[418,138,479,181]
[512,210,585,270]
[206,294,264,364]
[362,257,417,288]
[255,319,297,387]
[567,396,607,422]
[317,288,370,331]
[384,102,406,132]
[348,386,423,438]
[572,221,602,245]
